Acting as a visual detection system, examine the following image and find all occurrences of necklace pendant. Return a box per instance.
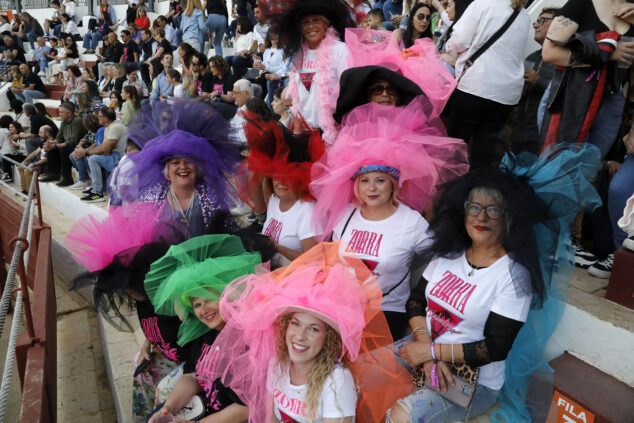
[468,269,474,277]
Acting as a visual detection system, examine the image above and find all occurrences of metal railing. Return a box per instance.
[0,0,16,10]
[0,153,55,423]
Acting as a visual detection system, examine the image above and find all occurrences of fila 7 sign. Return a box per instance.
[550,391,596,423]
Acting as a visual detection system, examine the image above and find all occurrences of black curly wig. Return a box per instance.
[423,166,553,306]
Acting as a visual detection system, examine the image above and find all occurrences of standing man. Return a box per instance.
[42,102,87,186]
[507,7,558,154]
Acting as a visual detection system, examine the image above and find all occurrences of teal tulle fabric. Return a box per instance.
[492,143,602,422]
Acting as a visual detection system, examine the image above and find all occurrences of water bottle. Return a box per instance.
[155,411,173,423]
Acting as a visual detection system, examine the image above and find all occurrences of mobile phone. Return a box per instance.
[133,352,156,377]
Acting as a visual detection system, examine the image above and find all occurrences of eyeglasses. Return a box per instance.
[416,13,431,21]
[464,201,505,220]
[368,84,398,96]
[534,17,553,26]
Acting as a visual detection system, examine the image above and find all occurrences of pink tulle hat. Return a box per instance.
[310,101,469,238]
[199,241,413,422]
[64,203,165,272]
[344,28,457,115]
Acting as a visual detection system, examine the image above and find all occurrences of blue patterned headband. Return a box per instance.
[352,164,401,180]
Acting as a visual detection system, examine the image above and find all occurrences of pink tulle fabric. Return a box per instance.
[310,101,469,239]
[64,203,162,272]
[203,242,413,422]
[345,28,457,115]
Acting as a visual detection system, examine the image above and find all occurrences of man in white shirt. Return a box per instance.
[229,79,252,148]
[253,5,269,52]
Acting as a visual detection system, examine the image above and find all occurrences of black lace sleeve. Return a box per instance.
[462,312,524,367]
[406,275,429,320]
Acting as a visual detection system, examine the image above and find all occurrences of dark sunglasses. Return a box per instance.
[416,13,431,21]
[368,84,398,96]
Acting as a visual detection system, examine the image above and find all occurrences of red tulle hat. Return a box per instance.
[235,111,326,209]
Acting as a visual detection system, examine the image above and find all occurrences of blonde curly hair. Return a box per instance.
[274,313,354,422]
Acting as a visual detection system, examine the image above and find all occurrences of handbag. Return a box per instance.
[411,362,480,409]
[457,8,521,83]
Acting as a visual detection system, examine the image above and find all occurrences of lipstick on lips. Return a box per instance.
[474,226,489,231]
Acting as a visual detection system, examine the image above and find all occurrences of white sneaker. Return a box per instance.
[623,236,634,252]
[588,254,614,279]
[69,180,91,190]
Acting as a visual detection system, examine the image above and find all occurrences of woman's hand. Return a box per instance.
[614,3,634,23]
[391,14,404,27]
[436,361,455,392]
[624,129,634,155]
[148,407,172,423]
[265,73,281,81]
[136,339,152,367]
[610,39,634,66]
[399,341,432,367]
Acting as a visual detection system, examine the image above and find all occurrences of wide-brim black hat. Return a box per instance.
[333,65,426,123]
[260,0,357,57]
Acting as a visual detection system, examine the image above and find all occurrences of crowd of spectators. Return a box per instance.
[0,0,630,280]
[0,1,634,421]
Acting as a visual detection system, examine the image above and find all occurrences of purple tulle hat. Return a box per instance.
[117,101,241,208]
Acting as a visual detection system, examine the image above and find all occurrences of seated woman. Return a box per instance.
[0,120,25,183]
[208,55,237,105]
[113,100,240,237]
[310,109,468,339]
[253,29,291,106]
[224,16,257,79]
[49,36,79,84]
[387,145,603,422]
[62,65,83,103]
[236,109,325,265]
[64,204,189,421]
[394,3,434,49]
[333,26,456,133]
[208,242,413,423]
[145,234,264,422]
[271,86,292,128]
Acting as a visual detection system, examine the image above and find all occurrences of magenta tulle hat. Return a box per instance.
[64,203,165,272]
[200,242,413,422]
[344,28,456,115]
[310,101,469,239]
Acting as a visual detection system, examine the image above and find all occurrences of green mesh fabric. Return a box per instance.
[144,234,262,345]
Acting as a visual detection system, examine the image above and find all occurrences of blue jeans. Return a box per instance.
[15,90,46,104]
[586,91,626,160]
[88,152,120,193]
[83,31,104,50]
[266,78,286,106]
[26,31,38,50]
[608,155,634,249]
[68,153,90,181]
[388,335,500,422]
[383,0,403,20]
[205,14,227,57]
[36,56,49,72]
[172,28,183,48]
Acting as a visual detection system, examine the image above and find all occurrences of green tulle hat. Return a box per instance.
[144,234,262,345]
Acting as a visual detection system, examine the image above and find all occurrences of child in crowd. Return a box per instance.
[363,8,386,30]
[165,68,183,101]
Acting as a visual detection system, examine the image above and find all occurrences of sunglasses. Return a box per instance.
[464,201,505,220]
[368,84,398,96]
[416,13,431,21]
